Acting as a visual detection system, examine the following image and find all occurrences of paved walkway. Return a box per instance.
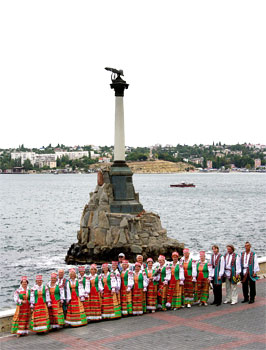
[1,279,265,350]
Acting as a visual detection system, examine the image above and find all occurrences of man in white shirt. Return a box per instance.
[223,244,241,305]
[240,241,260,304]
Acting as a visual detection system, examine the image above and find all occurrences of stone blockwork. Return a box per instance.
[65,169,184,264]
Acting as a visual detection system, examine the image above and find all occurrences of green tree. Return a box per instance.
[23,159,33,171]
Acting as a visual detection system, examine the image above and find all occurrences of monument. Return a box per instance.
[65,68,183,264]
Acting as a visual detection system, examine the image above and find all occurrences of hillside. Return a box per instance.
[89,160,193,173]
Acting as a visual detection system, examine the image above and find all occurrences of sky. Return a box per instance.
[0,0,265,149]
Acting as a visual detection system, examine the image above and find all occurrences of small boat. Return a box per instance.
[170,182,195,188]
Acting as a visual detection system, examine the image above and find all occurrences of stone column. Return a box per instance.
[110,76,128,165]
[114,96,125,162]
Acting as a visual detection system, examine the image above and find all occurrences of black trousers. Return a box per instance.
[242,275,256,301]
[212,283,222,304]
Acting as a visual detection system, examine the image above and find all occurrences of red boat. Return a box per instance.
[170,182,195,188]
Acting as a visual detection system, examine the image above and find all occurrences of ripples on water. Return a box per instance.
[1,173,266,309]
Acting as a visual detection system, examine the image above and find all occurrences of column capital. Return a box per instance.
[110,76,129,97]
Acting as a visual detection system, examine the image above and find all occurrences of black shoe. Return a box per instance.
[211,302,216,305]
[241,299,249,303]
[248,300,254,304]
[216,303,221,306]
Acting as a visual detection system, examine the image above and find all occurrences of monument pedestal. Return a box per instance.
[110,163,143,214]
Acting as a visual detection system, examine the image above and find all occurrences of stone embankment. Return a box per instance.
[89,160,194,174]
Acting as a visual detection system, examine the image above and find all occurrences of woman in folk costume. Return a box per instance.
[65,268,87,327]
[47,272,65,329]
[145,258,160,313]
[136,255,146,271]
[87,264,103,321]
[166,252,184,310]
[157,255,171,311]
[30,275,51,333]
[100,263,121,319]
[132,262,149,315]
[120,260,134,316]
[78,266,90,319]
[11,276,31,337]
[195,251,213,306]
[111,261,121,306]
[180,248,197,307]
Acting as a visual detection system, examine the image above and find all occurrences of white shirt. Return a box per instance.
[242,252,260,275]
[224,253,241,278]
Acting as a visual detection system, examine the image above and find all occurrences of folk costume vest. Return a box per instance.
[224,252,238,284]
[133,272,144,289]
[241,251,259,282]
[33,286,47,303]
[145,268,159,285]
[211,253,222,285]
[47,284,61,301]
[197,262,208,279]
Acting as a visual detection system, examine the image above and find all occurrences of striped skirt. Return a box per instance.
[101,287,121,319]
[146,282,157,311]
[195,278,209,303]
[65,292,87,327]
[30,298,50,333]
[11,303,30,335]
[120,285,132,316]
[82,296,90,319]
[158,281,168,310]
[183,276,195,305]
[48,296,65,328]
[166,277,183,309]
[132,287,146,315]
[87,287,102,321]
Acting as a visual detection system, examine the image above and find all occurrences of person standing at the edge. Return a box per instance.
[210,245,224,306]
[118,253,125,273]
[223,245,241,305]
[240,241,260,304]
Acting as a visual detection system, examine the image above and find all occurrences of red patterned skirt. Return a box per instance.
[166,276,183,308]
[30,297,50,333]
[183,275,194,305]
[146,282,157,311]
[87,286,102,321]
[65,290,87,327]
[11,302,30,335]
[132,286,146,315]
[49,293,65,328]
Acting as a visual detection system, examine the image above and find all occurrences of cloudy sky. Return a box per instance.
[1,0,265,148]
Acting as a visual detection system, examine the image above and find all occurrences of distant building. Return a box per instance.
[11,152,36,165]
[215,152,225,158]
[12,167,25,174]
[207,160,213,169]
[55,151,89,160]
[98,157,111,163]
[90,151,100,159]
[231,151,243,156]
[190,157,204,166]
[254,159,261,168]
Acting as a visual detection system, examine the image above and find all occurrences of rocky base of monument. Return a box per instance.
[65,170,184,264]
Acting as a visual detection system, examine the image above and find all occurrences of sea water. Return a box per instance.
[1,172,265,309]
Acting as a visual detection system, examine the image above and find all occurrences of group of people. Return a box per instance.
[11,241,260,337]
